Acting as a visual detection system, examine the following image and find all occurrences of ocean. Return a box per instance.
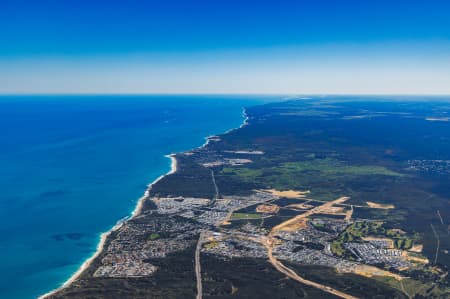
[0,95,268,299]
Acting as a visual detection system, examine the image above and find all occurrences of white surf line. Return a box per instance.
[39,107,248,299]
[199,108,249,151]
[39,154,178,299]
[132,154,177,217]
[38,220,124,299]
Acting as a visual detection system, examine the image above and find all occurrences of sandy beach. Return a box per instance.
[39,154,179,299]
[38,110,244,299]
[132,154,178,217]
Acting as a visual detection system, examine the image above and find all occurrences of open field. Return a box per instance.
[256,204,280,214]
[272,197,350,232]
[261,189,310,198]
[231,213,264,220]
[367,202,395,209]
[349,265,403,281]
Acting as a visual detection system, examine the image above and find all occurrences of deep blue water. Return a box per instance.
[0,95,268,299]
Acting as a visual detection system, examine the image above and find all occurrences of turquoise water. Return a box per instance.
[0,95,267,299]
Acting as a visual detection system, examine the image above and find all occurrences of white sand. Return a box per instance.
[39,110,247,298]
[39,154,178,299]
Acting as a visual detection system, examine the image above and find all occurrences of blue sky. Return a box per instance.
[1,0,450,94]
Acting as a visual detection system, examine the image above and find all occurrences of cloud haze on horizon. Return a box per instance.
[1,0,450,94]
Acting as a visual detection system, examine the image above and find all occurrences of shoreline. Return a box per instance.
[38,108,247,299]
[200,108,248,150]
[38,154,178,299]
[131,154,178,217]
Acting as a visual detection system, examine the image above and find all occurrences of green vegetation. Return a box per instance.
[385,229,416,250]
[331,240,346,256]
[288,264,409,299]
[311,221,324,229]
[220,158,403,199]
[231,213,263,220]
[396,238,412,249]
[222,167,263,179]
[204,241,219,249]
[331,221,416,257]
[374,276,446,299]
[344,221,384,239]
[407,251,428,260]
[310,220,335,233]
[148,233,160,240]
[202,256,340,298]
[280,159,403,177]
[51,99,450,298]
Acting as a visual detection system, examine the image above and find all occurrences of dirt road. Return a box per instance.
[266,244,359,299]
[272,196,350,232]
[264,196,359,299]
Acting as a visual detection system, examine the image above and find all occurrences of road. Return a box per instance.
[437,210,444,225]
[211,169,219,203]
[234,231,359,299]
[195,232,204,299]
[272,196,350,232]
[430,223,440,264]
[265,244,359,299]
[264,196,359,299]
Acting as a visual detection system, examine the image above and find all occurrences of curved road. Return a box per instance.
[265,196,359,299]
[265,243,358,299]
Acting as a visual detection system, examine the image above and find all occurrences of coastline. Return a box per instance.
[39,154,178,299]
[131,154,178,218]
[200,108,249,150]
[38,109,247,299]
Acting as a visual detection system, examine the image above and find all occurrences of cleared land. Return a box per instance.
[272,197,350,232]
[262,189,310,198]
[366,201,395,209]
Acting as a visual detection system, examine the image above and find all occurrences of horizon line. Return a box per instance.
[1,93,450,97]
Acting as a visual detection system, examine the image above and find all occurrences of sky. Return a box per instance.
[1,0,450,94]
